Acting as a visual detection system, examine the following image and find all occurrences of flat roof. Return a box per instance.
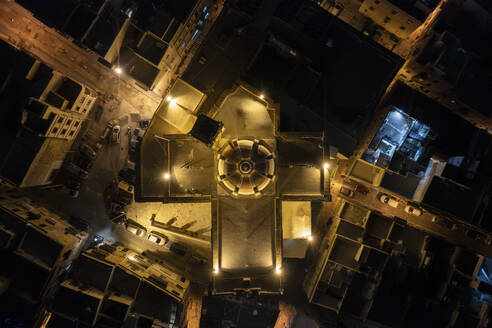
[217,197,276,273]
[133,282,177,323]
[69,255,113,292]
[51,286,100,325]
[423,176,481,222]
[213,85,275,139]
[18,226,63,268]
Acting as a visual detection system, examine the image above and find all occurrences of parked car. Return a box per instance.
[101,120,118,141]
[118,168,135,185]
[432,216,453,229]
[79,143,97,158]
[63,179,81,198]
[379,194,398,208]
[165,240,188,256]
[110,124,121,144]
[94,142,103,151]
[139,119,150,129]
[339,186,354,197]
[451,223,468,234]
[130,129,142,152]
[147,231,168,245]
[111,211,127,225]
[65,163,89,180]
[404,205,422,216]
[117,180,134,205]
[355,184,370,195]
[125,222,146,237]
[72,153,93,171]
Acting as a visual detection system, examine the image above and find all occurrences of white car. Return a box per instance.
[404,205,422,216]
[147,231,168,245]
[125,223,146,237]
[379,194,398,208]
[110,125,121,144]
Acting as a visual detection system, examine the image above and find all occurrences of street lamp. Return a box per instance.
[307,234,313,241]
[275,265,281,275]
[114,67,123,75]
[163,172,170,180]
[213,265,219,275]
[259,94,265,100]
[323,162,329,170]
[167,96,177,106]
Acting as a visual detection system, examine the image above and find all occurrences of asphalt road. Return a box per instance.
[0,0,160,116]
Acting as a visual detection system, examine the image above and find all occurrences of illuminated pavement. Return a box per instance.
[0,0,160,116]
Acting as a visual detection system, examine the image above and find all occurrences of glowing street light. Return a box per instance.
[114,67,123,75]
[275,265,281,275]
[163,172,170,180]
[167,96,177,105]
[213,265,219,275]
[323,162,329,170]
[259,94,265,100]
[307,234,313,241]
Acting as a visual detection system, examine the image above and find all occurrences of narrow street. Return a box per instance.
[0,0,160,116]
[331,178,492,258]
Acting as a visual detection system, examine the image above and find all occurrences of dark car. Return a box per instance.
[139,120,150,129]
[64,179,81,198]
[355,184,370,195]
[165,241,188,256]
[111,211,127,225]
[72,153,94,171]
[118,168,136,185]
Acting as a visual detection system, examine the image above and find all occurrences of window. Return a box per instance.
[69,131,75,136]
[66,119,72,125]
[52,127,59,134]
[74,121,79,127]
[75,106,80,112]
[87,100,91,106]
[80,96,86,104]
[58,117,64,123]
[82,108,87,113]
[61,129,67,135]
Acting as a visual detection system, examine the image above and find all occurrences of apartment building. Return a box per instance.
[0,40,96,187]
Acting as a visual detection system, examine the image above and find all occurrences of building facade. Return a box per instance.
[0,40,97,187]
